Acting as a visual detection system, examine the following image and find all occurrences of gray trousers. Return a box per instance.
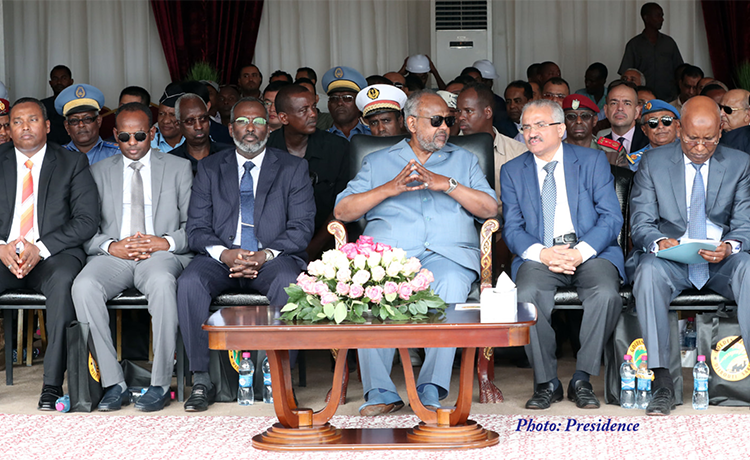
[517,259,622,385]
[633,252,750,369]
[72,252,183,388]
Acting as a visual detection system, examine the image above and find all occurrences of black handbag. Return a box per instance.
[697,304,750,406]
[66,321,103,412]
[604,305,684,405]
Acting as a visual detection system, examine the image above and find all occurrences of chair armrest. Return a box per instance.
[480,218,500,291]
[327,220,348,250]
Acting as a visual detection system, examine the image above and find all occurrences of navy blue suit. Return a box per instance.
[176,146,315,372]
[501,143,624,385]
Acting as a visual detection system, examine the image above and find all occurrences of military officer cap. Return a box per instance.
[0,99,9,116]
[322,66,368,95]
[642,99,680,119]
[55,84,105,117]
[356,84,407,118]
[562,94,599,113]
[437,90,457,109]
[159,82,186,108]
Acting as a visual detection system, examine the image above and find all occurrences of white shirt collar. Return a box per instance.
[14,144,47,167]
[533,142,564,170]
[122,149,152,168]
[235,148,266,169]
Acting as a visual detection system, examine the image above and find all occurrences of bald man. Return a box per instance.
[628,96,750,416]
[719,89,750,132]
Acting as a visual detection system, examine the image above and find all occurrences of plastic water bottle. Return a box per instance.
[685,318,697,349]
[238,352,255,405]
[635,355,653,409]
[693,355,709,410]
[262,356,273,404]
[55,395,70,412]
[620,354,636,409]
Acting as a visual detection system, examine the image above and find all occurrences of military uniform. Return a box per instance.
[594,136,628,169]
[322,66,371,140]
[64,137,119,165]
[55,84,117,164]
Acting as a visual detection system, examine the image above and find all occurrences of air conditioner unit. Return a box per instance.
[431,0,492,84]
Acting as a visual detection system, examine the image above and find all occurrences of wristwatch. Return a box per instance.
[445,177,458,194]
[263,248,275,262]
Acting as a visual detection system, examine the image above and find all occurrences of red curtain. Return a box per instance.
[150,0,265,84]
[701,0,750,87]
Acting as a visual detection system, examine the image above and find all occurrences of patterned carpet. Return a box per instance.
[2,412,747,459]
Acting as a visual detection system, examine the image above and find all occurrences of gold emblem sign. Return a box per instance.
[334,67,344,79]
[711,336,750,382]
[571,100,580,110]
[645,102,652,110]
[88,352,100,382]
[75,86,86,98]
[0,101,5,112]
[367,87,380,100]
[229,350,241,373]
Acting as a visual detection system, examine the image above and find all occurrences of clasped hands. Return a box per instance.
[109,232,169,261]
[658,238,732,263]
[540,244,583,275]
[1,237,40,279]
[220,248,265,279]
[385,159,448,196]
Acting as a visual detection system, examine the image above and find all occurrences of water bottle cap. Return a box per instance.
[697,355,706,362]
[624,354,632,360]
[242,352,251,358]
[55,402,65,411]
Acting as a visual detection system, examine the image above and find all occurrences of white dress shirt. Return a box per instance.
[612,125,636,154]
[522,143,597,264]
[0,146,51,258]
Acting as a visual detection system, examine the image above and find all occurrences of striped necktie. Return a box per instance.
[541,161,558,247]
[20,160,34,242]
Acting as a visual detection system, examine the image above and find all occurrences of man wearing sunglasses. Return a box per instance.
[562,94,626,168]
[72,102,193,412]
[55,84,119,165]
[322,66,371,140]
[628,96,750,416]
[719,89,750,133]
[335,89,497,416]
[627,99,680,171]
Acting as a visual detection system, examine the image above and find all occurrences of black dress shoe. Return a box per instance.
[135,386,171,412]
[525,382,564,410]
[38,385,63,411]
[567,380,600,409]
[184,384,216,412]
[98,385,130,412]
[646,387,675,416]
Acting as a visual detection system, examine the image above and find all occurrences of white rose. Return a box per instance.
[381,250,395,266]
[336,267,352,282]
[368,252,382,268]
[391,248,407,263]
[321,250,338,266]
[334,251,351,270]
[353,254,367,270]
[323,264,336,279]
[307,260,325,277]
[352,269,371,285]
[371,266,386,282]
[386,261,403,277]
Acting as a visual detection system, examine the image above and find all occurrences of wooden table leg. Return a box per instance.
[477,347,504,403]
[324,348,348,405]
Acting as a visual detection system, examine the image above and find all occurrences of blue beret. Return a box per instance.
[321,66,367,95]
[54,84,105,117]
[642,99,680,119]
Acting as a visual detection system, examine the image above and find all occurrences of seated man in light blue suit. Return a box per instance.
[501,99,625,410]
[335,89,497,416]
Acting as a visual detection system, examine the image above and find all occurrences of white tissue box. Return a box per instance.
[480,272,518,323]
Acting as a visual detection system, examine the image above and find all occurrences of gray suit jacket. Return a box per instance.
[626,142,750,278]
[86,149,194,267]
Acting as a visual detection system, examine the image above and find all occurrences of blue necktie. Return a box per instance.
[240,161,258,251]
[541,161,558,247]
[688,163,709,289]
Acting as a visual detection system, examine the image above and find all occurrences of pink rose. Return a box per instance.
[403,257,422,276]
[336,282,350,296]
[384,281,398,295]
[297,273,311,284]
[410,273,430,292]
[298,278,316,294]
[321,292,338,305]
[398,282,413,300]
[357,235,374,245]
[374,242,391,253]
[313,281,329,296]
[341,243,359,260]
[365,286,384,304]
[419,268,435,284]
[349,284,364,299]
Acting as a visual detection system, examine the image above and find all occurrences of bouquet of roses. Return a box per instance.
[280,235,446,324]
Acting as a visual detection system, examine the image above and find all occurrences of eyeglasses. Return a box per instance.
[646,116,674,128]
[683,136,720,147]
[179,114,210,127]
[116,131,148,143]
[720,105,748,115]
[233,116,267,127]
[520,121,563,132]
[328,95,355,104]
[543,92,566,100]
[413,115,456,127]
[0,122,9,130]
[393,82,404,89]
[564,112,595,122]
[262,100,273,107]
[66,115,97,127]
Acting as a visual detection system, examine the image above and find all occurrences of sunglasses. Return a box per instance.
[117,131,149,143]
[180,114,210,127]
[66,115,98,127]
[646,116,674,129]
[329,95,355,104]
[720,105,748,115]
[564,112,595,122]
[414,115,456,127]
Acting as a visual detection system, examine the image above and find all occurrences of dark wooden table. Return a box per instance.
[204,303,536,451]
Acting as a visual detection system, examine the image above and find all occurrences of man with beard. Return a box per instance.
[356,84,407,137]
[562,95,625,168]
[322,66,371,140]
[169,94,231,175]
[55,84,119,165]
[267,85,350,259]
[237,64,263,99]
[176,97,315,412]
[335,89,497,416]
[41,65,74,145]
[627,99,680,171]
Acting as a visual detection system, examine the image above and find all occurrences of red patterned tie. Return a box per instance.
[20,160,34,242]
